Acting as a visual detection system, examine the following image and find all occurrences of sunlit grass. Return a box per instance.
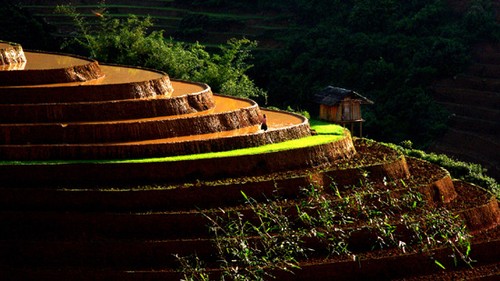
[309,119,345,135]
[0,121,344,165]
[118,134,342,163]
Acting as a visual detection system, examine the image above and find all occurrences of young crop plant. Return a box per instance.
[175,254,210,281]
[298,184,353,256]
[176,177,473,279]
[184,192,307,280]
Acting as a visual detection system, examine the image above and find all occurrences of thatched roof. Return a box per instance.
[314,86,374,106]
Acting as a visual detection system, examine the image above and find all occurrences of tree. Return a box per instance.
[251,0,499,148]
[55,4,267,100]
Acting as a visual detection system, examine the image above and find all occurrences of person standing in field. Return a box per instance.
[261,114,268,131]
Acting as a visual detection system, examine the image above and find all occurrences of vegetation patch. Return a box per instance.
[177,178,473,280]
[117,134,342,163]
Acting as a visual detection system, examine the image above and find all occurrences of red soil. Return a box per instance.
[0,44,497,281]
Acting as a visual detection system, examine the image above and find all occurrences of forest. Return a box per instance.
[1,0,499,148]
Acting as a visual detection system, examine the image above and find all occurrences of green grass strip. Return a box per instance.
[0,121,344,165]
[117,134,342,163]
[309,119,345,135]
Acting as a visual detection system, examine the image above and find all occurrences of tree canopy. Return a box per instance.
[249,0,498,147]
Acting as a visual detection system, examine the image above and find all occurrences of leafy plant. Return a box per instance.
[175,254,210,281]
[176,175,473,279]
[201,192,307,280]
[54,4,267,101]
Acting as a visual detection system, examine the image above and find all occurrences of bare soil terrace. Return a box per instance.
[0,42,497,281]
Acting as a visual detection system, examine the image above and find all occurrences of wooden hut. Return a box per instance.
[314,86,374,136]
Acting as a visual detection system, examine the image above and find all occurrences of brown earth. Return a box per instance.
[0,43,497,281]
[0,140,498,281]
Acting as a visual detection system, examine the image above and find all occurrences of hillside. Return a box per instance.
[7,1,500,180]
[12,0,291,49]
[431,42,500,180]
[0,39,499,280]
[427,0,499,180]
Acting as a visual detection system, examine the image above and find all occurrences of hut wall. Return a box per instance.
[341,100,362,121]
[319,101,363,122]
[319,104,341,122]
[352,101,362,120]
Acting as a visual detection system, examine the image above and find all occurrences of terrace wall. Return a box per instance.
[0,85,214,123]
[0,102,261,144]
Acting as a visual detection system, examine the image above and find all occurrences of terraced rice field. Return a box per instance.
[431,42,500,180]
[0,41,498,280]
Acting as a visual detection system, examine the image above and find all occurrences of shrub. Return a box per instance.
[54,5,267,100]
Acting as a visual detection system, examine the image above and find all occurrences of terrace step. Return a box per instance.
[450,181,500,233]
[0,80,214,123]
[432,84,500,105]
[432,143,499,181]
[2,159,490,245]
[393,262,500,281]
[0,134,355,186]
[431,128,499,160]
[19,0,290,49]
[0,185,496,280]
[0,96,260,145]
[278,232,500,281]
[1,231,498,281]
[447,114,498,136]
[0,110,309,160]
[2,238,498,281]
[0,41,26,66]
[436,101,499,121]
[0,51,104,86]
[0,158,412,244]
[0,64,174,103]
[431,42,500,180]
[0,139,401,213]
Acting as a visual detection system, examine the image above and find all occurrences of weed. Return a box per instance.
[175,254,210,281]
[177,179,473,279]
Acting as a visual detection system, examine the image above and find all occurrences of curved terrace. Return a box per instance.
[0,42,497,281]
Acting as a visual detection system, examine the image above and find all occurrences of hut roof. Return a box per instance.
[314,86,374,106]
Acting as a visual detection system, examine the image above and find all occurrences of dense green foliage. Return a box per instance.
[248,0,499,148]
[173,0,498,147]
[54,5,267,100]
